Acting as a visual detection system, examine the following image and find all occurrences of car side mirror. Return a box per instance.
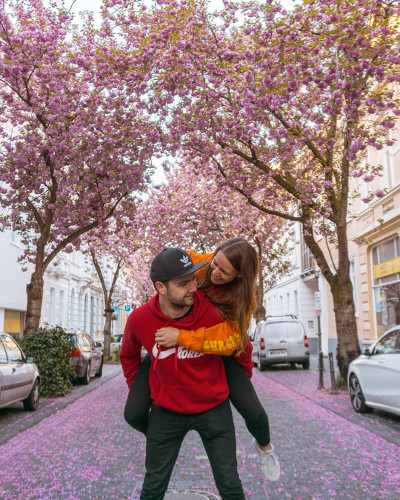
[25,356,34,363]
[363,347,372,356]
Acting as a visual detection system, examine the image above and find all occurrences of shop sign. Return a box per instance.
[373,256,400,279]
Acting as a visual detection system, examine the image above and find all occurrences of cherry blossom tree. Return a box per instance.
[111,0,400,377]
[0,1,158,334]
[133,163,293,320]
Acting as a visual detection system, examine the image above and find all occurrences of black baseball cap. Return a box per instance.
[150,248,208,283]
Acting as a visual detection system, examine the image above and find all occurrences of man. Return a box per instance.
[120,248,246,500]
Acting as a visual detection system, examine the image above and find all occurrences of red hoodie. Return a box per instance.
[120,290,231,414]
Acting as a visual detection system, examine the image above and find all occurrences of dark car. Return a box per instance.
[68,332,103,385]
[0,333,40,411]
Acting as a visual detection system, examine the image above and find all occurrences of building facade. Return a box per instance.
[0,229,130,341]
[264,120,400,353]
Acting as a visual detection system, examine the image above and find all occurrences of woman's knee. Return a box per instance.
[124,402,148,434]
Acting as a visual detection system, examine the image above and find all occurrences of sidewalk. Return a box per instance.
[260,365,400,447]
[0,363,122,445]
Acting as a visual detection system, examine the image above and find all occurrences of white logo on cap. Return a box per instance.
[180,255,191,267]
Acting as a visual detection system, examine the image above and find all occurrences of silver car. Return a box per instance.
[68,332,103,385]
[348,326,400,416]
[0,333,40,411]
[251,315,310,371]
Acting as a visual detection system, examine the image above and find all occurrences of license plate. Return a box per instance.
[269,350,286,356]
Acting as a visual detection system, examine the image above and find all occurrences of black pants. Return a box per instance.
[125,354,270,446]
[140,400,245,500]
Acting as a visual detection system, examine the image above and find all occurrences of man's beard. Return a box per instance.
[165,289,194,309]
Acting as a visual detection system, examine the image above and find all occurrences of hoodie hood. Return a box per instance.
[149,291,216,328]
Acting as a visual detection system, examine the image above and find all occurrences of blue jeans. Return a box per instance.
[140,400,245,500]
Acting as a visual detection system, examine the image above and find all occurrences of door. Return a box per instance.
[2,335,33,401]
[286,321,306,359]
[263,322,288,361]
[86,334,101,372]
[0,339,13,406]
[362,330,400,411]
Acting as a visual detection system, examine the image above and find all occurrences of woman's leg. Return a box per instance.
[124,353,151,436]
[222,356,270,446]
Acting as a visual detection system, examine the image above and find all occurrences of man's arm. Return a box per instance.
[119,313,143,388]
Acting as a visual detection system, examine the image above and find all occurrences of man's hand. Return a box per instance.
[155,327,180,347]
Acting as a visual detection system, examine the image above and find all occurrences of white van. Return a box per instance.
[251,315,310,371]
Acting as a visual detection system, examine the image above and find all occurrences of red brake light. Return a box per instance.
[304,335,309,348]
[70,348,82,357]
[260,337,266,350]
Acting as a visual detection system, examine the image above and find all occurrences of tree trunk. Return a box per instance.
[330,274,361,380]
[253,237,266,322]
[103,306,113,359]
[24,267,45,336]
[303,221,361,381]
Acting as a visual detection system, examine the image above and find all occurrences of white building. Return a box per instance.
[263,223,330,355]
[0,229,129,340]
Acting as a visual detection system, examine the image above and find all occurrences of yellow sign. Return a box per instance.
[373,256,400,279]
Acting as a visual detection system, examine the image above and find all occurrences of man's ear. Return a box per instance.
[155,281,166,295]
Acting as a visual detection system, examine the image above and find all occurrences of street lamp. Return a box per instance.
[314,268,325,390]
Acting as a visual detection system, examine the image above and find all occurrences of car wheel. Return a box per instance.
[81,362,91,385]
[23,379,40,411]
[95,358,103,378]
[302,360,310,370]
[349,374,371,413]
[253,352,259,368]
[259,361,267,372]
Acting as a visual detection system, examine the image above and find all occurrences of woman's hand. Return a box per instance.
[155,327,180,347]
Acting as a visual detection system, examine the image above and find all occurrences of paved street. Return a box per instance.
[0,366,399,499]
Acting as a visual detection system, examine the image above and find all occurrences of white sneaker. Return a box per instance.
[250,439,281,482]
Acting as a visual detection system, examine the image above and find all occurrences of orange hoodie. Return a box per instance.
[177,251,253,363]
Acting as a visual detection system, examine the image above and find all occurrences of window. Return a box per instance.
[264,323,286,339]
[59,290,65,326]
[49,288,56,325]
[372,236,400,336]
[294,291,299,316]
[349,258,358,317]
[286,322,303,340]
[2,335,23,362]
[4,310,21,334]
[0,341,8,363]
[10,230,20,245]
[374,330,400,354]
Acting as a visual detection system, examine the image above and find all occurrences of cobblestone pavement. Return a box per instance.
[0,368,399,499]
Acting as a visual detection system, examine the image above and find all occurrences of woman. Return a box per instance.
[124,238,280,482]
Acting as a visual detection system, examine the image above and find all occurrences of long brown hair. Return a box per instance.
[198,237,258,355]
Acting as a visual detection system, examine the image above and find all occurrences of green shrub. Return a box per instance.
[20,325,75,397]
[112,346,120,363]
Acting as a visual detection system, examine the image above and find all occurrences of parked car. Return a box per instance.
[110,334,123,356]
[0,333,40,411]
[68,332,103,385]
[348,326,400,416]
[251,315,310,371]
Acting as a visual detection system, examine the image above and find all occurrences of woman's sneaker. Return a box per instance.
[250,439,280,481]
